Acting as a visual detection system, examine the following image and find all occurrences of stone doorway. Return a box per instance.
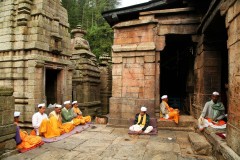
[160,34,195,114]
[45,68,62,105]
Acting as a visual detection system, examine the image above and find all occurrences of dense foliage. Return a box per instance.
[62,0,120,59]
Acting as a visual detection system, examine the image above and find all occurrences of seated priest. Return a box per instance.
[72,101,91,124]
[129,106,153,134]
[48,104,74,134]
[14,112,43,149]
[160,95,179,124]
[198,91,226,131]
[61,100,81,126]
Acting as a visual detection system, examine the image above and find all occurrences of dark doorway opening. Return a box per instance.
[160,34,195,114]
[45,69,61,105]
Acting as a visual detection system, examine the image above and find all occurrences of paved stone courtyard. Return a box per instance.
[3,124,214,160]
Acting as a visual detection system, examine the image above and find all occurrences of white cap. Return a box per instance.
[38,103,45,108]
[212,91,219,96]
[55,104,62,108]
[14,111,21,117]
[141,106,147,112]
[64,100,71,105]
[161,95,168,99]
[72,101,77,105]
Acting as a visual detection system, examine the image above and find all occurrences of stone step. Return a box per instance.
[158,115,197,131]
[188,132,213,156]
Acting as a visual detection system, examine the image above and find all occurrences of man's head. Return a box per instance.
[38,103,46,114]
[140,106,147,116]
[72,101,78,108]
[14,111,20,123]
[161,95,168,102]
[64,100,71,109]
[55,104,62,114]
[211,91,220,103]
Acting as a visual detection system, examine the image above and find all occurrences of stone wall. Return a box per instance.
[224,0,240,156]
[0,0,72,125]
[0,87,16,158]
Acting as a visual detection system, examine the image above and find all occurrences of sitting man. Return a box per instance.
[32,103,48,136]
[198,91,225,131]
[129,106,153,134]
[14,111,43,150]
[61,100,81,126]
[48,104,74,134]
[160,95,179,124]
[72,101,91,124]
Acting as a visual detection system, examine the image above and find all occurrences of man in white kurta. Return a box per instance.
[32,103,48,135]
[129,106,153,134]
[198,91,226,130]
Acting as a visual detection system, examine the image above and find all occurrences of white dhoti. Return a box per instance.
[129,124,153,133]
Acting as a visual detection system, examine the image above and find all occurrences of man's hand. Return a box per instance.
[198,116,204,125]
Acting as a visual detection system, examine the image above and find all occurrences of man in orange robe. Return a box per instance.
[49,104,74,133]
[160,95,180,124]
[72,101,91,124]
[14,112,43,150]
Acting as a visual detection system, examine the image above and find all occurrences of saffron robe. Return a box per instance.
[72,107,91,124]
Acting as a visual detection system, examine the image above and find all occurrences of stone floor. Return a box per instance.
[3,124,215,160]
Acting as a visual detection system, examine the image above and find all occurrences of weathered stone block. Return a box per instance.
[188,132,212,156]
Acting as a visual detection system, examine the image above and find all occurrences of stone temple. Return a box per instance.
[0,0,240,159]
[102,0,240,158]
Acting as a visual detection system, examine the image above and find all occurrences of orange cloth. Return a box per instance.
[163,101,179,124]
[39,116,74,138]
[17,130,42,149]
[206,118,226,126]
[49,111,75,133]
[73,107,91,124]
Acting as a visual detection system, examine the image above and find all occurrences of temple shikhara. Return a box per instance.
[0,0,240,159]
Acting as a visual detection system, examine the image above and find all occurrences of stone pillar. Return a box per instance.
[109,19,159,127]
[225,0,240,156]
[0,87,16,158]
[71,25,101,117]
[193,34,222,118]
[99,53,112,115]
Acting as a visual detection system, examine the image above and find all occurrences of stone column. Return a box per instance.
[193,34,222,118]
[109,19,159,127]
[225,1,240,155]
[99,53,112,115]
[0,87,16,158]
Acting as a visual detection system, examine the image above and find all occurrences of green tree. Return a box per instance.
[62,0,120,59]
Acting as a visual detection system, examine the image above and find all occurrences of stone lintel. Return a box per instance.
[112,42,155,52]
[158,18,200,25]
[0,87,13,96]
[113,19,158,29]
[140,7,195,16]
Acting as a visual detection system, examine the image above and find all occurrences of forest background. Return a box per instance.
[62,0,120,60]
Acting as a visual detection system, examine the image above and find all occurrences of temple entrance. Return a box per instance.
[160,34,195,114]
[45,68,62,105]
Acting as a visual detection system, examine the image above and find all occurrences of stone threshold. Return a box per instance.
[203,127,240,160]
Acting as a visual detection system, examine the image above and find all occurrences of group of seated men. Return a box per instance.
[14,100,91,150]
[129,91,226,134]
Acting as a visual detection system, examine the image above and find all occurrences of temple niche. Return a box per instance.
[71,25,101,117]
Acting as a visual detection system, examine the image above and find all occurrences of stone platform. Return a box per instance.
[158,115,197,131]
[3,124,215,160]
